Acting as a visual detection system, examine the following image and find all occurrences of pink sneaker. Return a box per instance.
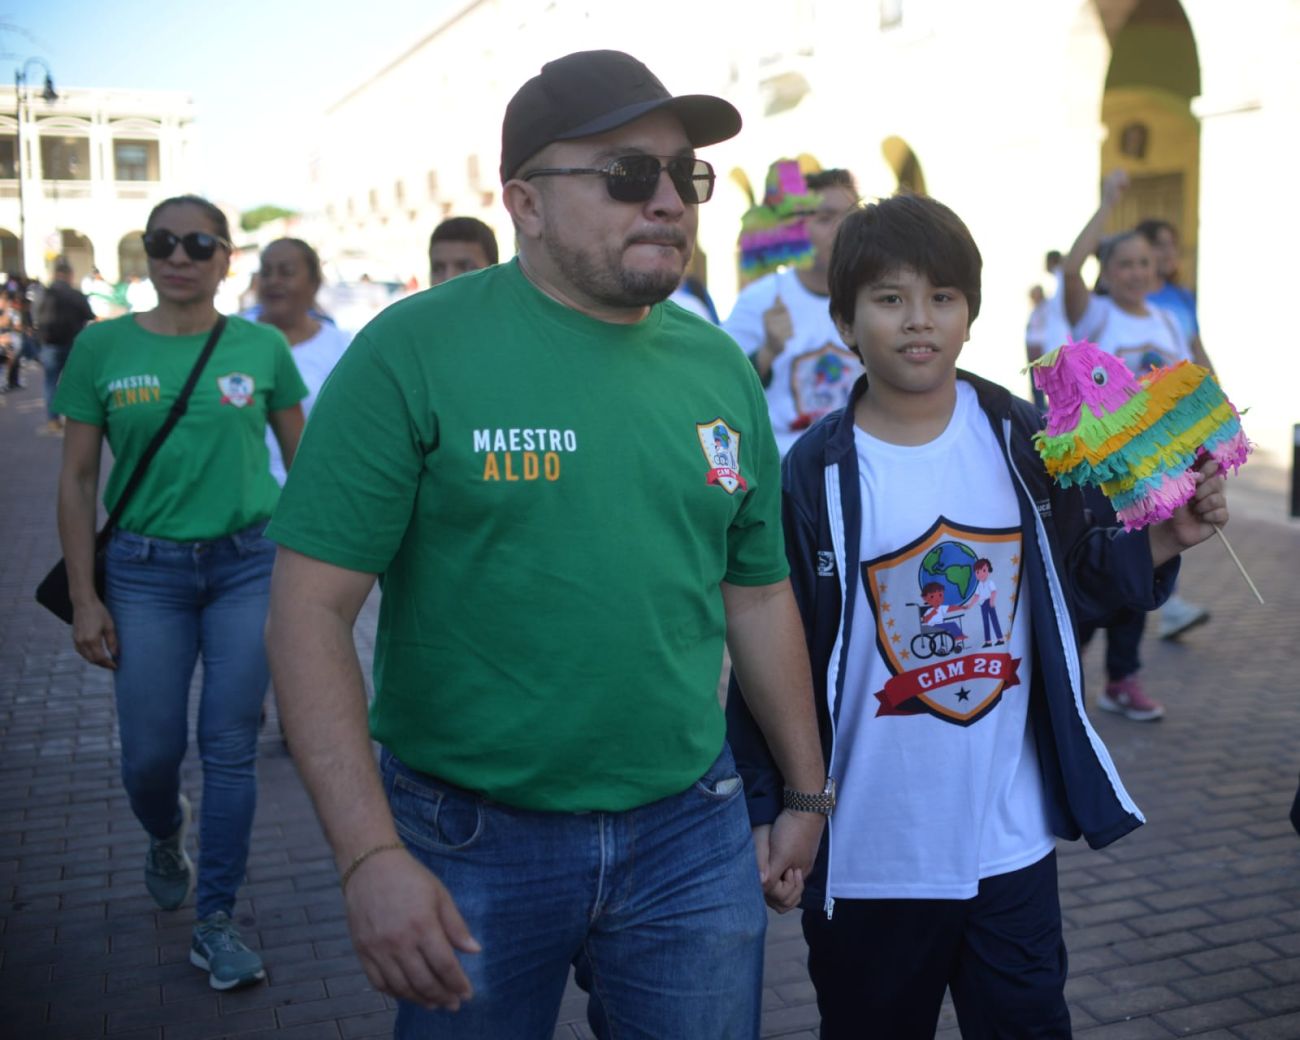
[1098,675,1165,721]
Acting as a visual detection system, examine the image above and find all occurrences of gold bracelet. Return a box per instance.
[340,841,406,892]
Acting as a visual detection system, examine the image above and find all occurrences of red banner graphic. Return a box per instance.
[706,467,748,490]
[875,653,1021,716]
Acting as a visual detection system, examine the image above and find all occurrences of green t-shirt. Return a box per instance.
[55,314,308,541]
[267,260,787,812]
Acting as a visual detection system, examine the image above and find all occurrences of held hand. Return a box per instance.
[1164,458,1230,549]
[763,809,825,912]
[761,295,794,356]
[752,823,804,912]
[72,599,118,670]
[344,850,482,1011]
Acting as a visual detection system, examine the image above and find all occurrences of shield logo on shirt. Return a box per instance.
[789,342,861,428]
[217,373,256,408]
[697,418,748,495]
[861,516,1023,725]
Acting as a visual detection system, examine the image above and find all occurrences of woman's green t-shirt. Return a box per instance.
[55,314,308,541]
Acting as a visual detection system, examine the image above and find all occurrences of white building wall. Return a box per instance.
[308,0,1298,465]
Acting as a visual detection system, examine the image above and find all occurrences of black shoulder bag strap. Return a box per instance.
[93,315,227,548]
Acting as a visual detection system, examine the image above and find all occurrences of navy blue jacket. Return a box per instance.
[727,372,1180,912]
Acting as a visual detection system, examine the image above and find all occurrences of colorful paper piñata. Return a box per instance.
[737,159,820,287]
[1030,339,1250,530]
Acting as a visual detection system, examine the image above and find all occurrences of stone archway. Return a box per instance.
[1099,0,1201,286]
[881,136,926,196]
[118,231,147,280]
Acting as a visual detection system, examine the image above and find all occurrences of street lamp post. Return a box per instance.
[13,58,59,278]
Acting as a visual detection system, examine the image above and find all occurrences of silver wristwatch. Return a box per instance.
[782,776,837,815]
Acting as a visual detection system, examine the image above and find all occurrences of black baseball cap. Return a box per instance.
[500,50,742,183]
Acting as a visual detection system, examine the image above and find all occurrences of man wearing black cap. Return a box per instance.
[266,50,827,1038]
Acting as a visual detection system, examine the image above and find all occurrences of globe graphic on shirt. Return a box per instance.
[918,541,979,607]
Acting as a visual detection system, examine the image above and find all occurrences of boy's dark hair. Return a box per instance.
[975,558,992,572]
[828,194,982,330]
[1045,249,1062,270]
[921,581,945,596]
[806,168,858,196]
[429,216,500,265]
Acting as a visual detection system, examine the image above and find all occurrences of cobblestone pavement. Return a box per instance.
[3,370,1299,1039]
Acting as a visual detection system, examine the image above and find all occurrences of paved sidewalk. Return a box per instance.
[3,373,1300,1039]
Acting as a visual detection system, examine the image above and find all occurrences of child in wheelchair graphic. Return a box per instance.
[908,581,968,659]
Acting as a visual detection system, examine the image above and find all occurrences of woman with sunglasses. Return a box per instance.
[52,194,308,991]
[253,238,351,485]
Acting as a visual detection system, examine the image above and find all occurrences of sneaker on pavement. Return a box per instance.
[191,911,266,990]
[144,793,194,910]
[1099,675,1165,721]
[1158,595,1210,640]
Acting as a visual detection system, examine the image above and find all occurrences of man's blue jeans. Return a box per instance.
[39,344,71,422]
[381,744,767,1039]
[105,521,274,918]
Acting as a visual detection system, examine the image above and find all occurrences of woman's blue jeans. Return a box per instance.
[105,521,274,918]
[382,744,768,1039]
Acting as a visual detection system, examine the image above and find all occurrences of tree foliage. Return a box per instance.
[239,205,297,232]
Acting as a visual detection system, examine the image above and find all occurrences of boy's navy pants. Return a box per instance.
[802,851,1071,1039]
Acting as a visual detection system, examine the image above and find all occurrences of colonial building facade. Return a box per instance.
[0,85,195,283]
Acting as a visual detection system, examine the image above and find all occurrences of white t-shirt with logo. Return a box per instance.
[722,267,862,457]
[266,320,352,485]
[831,382,1054,900]
[1073,295,1192,376]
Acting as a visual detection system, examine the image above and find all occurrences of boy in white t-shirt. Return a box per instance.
[722,169,862,456]
[727,194,1231,1038]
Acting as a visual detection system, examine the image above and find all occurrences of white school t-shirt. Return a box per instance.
[1073,295,1192,376]
[266,321,352,485]
[830,382,1054,900]
[722,267,862,457]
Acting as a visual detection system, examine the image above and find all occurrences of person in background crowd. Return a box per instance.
[723,168,863,455]
[1133,216,1215,639]
[669,272,720,322]
[428,216,499,286]
[54,194,307,992]
[33,258,95,435]
[125,273,158,314]
[255,238,351,485]
[1136,218,1208,366]
[1062,170,1209,721]
[266,49,826,1038]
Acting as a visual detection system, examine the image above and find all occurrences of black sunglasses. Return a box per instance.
[523,155,716,205]
[141,229,231,262]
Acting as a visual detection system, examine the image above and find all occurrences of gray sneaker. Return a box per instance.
[191,911,266,990]
[144,794,194,910]
[1158,594,1210,640]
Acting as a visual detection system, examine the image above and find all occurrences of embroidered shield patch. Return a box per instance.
[697,418,748,494]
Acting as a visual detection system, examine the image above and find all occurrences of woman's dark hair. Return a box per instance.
[262,238,323,290]
[828,193,982,329]
[1135,218,1176,246]
[145,194,232,243]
